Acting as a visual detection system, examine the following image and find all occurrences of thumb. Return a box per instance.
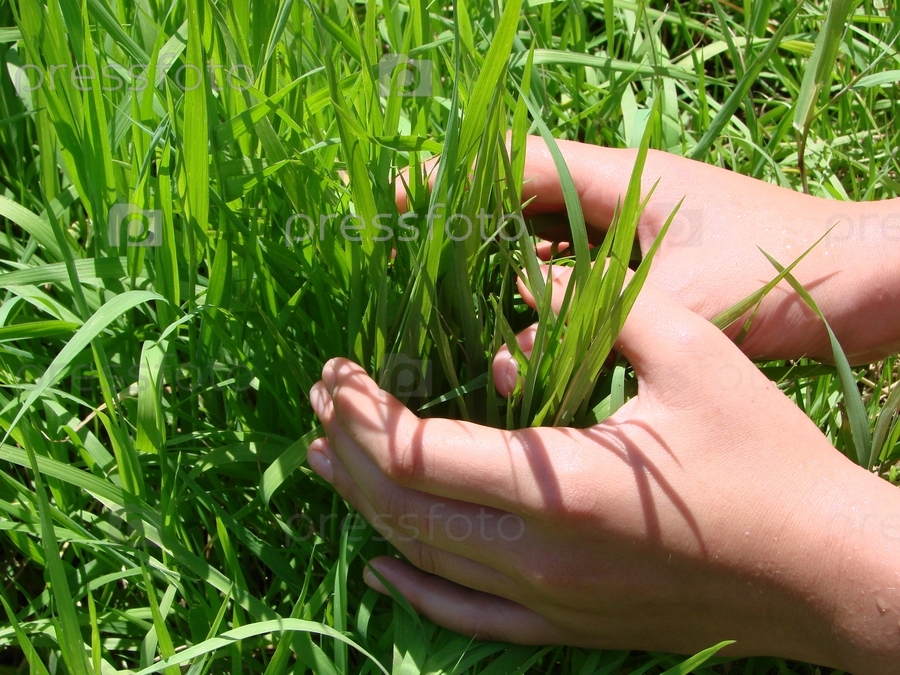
[516,265,750,393]
[615,281,760,396]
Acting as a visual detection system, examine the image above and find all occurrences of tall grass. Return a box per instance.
[0,0,898,673]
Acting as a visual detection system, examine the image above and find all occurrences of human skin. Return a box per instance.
[401,138,900,363]
[307,146,900,672]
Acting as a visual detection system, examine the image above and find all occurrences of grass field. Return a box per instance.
[1,0,900,673]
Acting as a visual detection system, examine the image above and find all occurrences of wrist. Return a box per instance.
[800,468,900,674]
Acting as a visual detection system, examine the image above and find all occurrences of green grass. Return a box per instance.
[0,0,899,673]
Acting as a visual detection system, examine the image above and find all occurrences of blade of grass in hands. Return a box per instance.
[760,250,873,467]
[871,384,900,471]
[456,0,523,161]
[533,99,662,426]
[556,194,678,427]
[418,373,489,412]
[518,86,590,291]
[711,225,836,332]
[659,640,736,674]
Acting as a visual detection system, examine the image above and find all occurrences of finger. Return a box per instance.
[518,137,691,242]
[394,156,441,213]
[513,262,756,398]
[313,381,528,558]
[516,264,573,314]
[364,556,566,645]
[320,358,592,517]
[397,137,681,240]
[307,428,513,595]
[307,435,377,523]
[611,281,769,398]
[492,324,537,398]
[534,240,575,261]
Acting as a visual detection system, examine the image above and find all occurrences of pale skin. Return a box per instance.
[307,140,900,674]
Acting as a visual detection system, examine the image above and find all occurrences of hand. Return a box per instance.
[308,284,900,673]
[398,139,900,363]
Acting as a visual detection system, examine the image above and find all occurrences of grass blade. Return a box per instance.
[760,250,873,466]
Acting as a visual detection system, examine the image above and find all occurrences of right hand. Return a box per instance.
[309,282,900,675]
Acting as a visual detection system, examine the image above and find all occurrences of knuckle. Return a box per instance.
[404,539,440,576]
[512,551,580,595]
[516,556,556,591]
[372,481,408,520]
[382,434,423,486]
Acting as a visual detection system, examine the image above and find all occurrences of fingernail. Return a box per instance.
[322,359,337,395]
[504,357,519,394]
[307,449,333,483]
[363,567,387,593]
[310,384,326,417]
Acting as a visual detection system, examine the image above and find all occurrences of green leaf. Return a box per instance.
[132,619,389,675]
[260,428,320,506]
[0,320,80,340]
[871,383,900,470]
[691,1,805,160]
[793,0,856,134]
[659,640,735,674]
[1,291,165,446]
[760,250,872,466]
[853,69,900,89]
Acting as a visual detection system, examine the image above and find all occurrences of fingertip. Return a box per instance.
[534,240,573,261]
[321,358,339,394]
[363,556,562,646]
[309,381,332,419]
[492,352,519,398]
[516,275,536,308]
[307,436,331,455]
[519,265,574,316]
[326,358,370,397]
[307,443,334,484]
[363,560,390,594]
